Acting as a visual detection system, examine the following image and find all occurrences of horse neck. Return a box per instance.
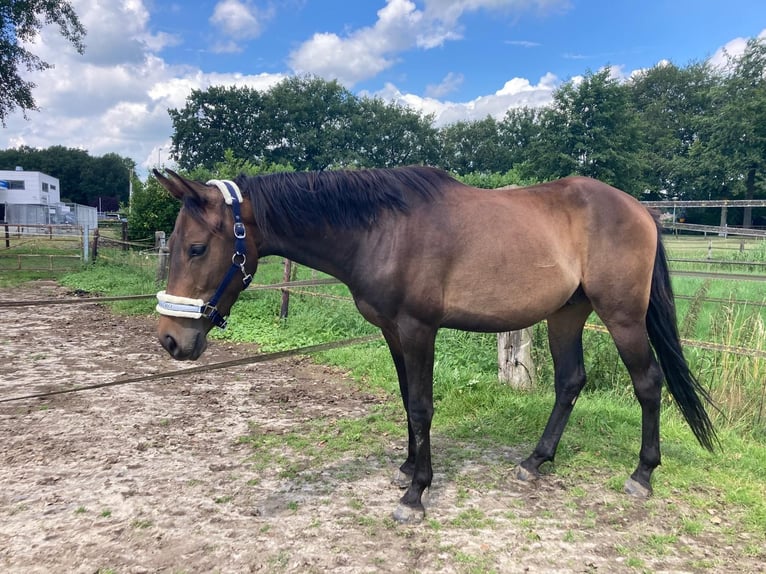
[259,228,358,284]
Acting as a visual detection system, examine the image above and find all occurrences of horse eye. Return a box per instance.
[189,244,207,257]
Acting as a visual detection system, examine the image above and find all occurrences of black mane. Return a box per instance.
[236,166,456,236]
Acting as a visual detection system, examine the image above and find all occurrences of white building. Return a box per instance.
[0,168,96,227]
[0,168,61,205]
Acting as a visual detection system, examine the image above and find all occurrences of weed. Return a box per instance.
[450,507,494,529]
[131,519,153,529]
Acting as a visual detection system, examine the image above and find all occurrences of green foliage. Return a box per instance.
[127,174,179,241]
[187,149,294,182]
[0,0,85,124]
[437,116,511,175]
[630,61,716,200]
[168,84,272,171]
[528,68,644,195]
[454,168,535,189]
[169,75,440,172]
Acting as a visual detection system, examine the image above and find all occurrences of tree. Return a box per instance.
[127,174,178,241]
[437,116,510,175]
[498,106,543,176]
[351,97,440,168]
[693,39,766,226]
[264,76,357,171]
[0,0,86,125]
[169,85,271,171]
[527,69,644,196]
[630,62,715,200]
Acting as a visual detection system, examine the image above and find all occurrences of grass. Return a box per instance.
[7,242,766,545]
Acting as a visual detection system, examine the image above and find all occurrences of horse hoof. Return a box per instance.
[624,477,652,498]
[391,469,412,489]
[515,465,539,482]
[392,503,425,525]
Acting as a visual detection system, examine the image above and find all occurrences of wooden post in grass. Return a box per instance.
[121,220,129,251]
[497,328,535,390]
[91,228,99,261]
[156,231,169,282]
[280,258,292,318]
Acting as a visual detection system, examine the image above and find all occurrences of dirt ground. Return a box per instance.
[0,281,763,573]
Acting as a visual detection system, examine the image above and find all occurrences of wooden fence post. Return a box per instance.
[91,228,99,261]
[155,231,169,282]
[121,220,129,251]
[280,258,292,318]
[497,328,535,390]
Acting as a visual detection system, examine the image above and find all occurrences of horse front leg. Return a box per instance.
[390,320,436,525]
[382,329,416,488]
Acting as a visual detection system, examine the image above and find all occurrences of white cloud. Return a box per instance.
[288,0,570,86]
[209,0,273,53]
[506,40,542,48]
[0,0,284,176]
[370,72,558,126]
[425,72,464,98]
[709,29,766,69]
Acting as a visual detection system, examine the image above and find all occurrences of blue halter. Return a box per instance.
[156,179,253,329]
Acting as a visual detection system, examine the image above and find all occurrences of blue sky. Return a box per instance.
[2,0,766,177]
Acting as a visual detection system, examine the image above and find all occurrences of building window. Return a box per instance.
[8,180,24,190]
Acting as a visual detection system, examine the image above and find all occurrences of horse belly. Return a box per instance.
[440,263,578,332]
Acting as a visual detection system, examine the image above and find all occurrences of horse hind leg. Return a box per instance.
[605,318,664,497]
[518,301,592,480]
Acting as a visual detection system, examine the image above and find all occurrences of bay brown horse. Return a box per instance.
[154,166,716,524]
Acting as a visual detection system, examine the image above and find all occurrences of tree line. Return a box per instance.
[5,37,766,236]
[169,38,766,221]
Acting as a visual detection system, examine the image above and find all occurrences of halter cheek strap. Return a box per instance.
[155,179,253,329]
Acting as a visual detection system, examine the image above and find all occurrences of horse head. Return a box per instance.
[154,170,259,360]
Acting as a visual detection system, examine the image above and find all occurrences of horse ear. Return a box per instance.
[153,169,206,203]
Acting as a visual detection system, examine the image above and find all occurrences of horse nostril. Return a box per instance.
[161,334,177,355]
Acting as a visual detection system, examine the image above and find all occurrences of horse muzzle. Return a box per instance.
[157,315,209,361]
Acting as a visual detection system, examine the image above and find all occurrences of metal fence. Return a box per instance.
[1,202,97,229]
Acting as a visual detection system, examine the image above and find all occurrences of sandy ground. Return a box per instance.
[0,281,763,573]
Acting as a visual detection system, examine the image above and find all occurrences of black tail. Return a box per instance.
[646,221,718,451]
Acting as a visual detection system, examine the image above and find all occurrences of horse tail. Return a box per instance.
[646,217,718,452]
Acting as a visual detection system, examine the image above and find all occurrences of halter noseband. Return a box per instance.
[156,179,253,329]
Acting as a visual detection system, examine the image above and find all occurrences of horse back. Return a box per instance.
[351,175,657,331]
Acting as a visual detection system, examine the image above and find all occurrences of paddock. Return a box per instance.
[0,281,761,573]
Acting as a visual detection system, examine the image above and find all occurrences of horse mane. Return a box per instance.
[236,166,455,236]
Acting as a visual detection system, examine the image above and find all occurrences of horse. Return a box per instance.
[154,166,717,524]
